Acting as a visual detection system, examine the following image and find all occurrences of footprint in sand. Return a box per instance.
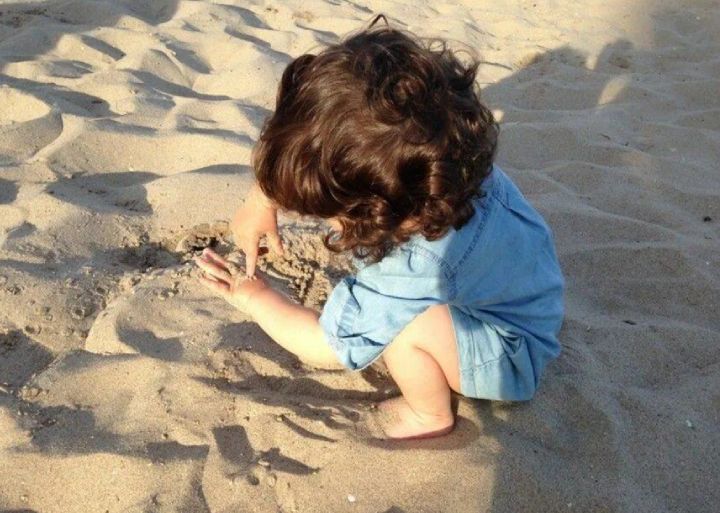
[0,87,52,125]
[0,86,62,163]
[0,205,27,248]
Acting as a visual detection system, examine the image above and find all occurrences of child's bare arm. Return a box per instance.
[195,249,341,369]
[246,288,342,369]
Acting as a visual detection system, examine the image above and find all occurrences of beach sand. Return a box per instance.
[1,0,718,511]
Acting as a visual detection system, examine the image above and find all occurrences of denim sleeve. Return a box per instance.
[318,247,451,370]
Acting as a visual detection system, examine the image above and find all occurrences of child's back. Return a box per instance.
[320,165,564,401]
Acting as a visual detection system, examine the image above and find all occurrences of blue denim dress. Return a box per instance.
[318,165,564,401]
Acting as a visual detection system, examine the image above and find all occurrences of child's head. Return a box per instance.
[253,17,498,262]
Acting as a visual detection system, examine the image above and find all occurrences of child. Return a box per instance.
[195,19,564,440]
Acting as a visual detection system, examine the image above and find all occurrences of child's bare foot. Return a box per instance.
[375,396,454,440]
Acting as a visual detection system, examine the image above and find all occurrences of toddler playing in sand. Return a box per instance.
[195,18,564,440]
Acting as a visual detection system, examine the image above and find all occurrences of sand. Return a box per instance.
[0,0,718,512]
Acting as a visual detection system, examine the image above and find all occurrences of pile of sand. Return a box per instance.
[0,0,718,512]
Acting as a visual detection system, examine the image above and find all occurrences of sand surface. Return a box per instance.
[1,0,719,512]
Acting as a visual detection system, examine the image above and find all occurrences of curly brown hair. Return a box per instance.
[252,16,499,262]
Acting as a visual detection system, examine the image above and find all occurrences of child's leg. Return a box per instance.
[378,304,461,439]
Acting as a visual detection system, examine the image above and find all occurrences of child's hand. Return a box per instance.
[194,248,269,314]
[230,184,283,277]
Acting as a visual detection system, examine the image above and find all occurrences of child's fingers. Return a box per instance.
[201,248,231,271]
[243,240,259,277]
[267,231,284,256]
[195,256,233,283]
[199,275,230,295]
